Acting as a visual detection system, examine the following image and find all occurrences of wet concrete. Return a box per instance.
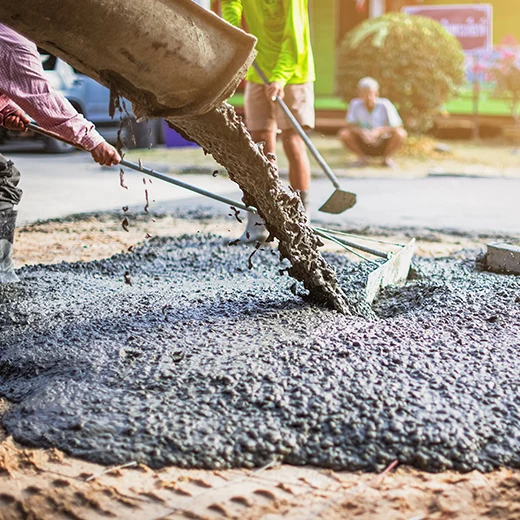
[1,230,520,473]
[174,105,360,315]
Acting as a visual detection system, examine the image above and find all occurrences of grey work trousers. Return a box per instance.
[0,153,22,211]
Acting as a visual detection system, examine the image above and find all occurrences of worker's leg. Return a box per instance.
[277,83,314,211]
[250,130,277,161]
[382,127,407,167]
[281,129,310,193]
[238,82,278,243]
[0,154,22,283]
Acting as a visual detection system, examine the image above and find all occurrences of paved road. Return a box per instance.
[6,151,520,235]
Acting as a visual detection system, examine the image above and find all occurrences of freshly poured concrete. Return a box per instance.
[1,232,519,473]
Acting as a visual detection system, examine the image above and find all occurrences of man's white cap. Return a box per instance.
[357,77,379,91]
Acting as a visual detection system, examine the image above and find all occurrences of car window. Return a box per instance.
[38,48,86,74]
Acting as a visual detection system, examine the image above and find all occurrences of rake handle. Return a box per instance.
[119,158,257,215]
[252,62,341,190]
[27,122,88,151]
[314,228,388,259]
[26,122,383,258]
[25,122,257,214]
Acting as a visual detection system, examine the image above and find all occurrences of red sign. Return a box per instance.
[402,4,493,53]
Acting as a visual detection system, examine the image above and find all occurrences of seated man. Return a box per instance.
[338,77,407,169]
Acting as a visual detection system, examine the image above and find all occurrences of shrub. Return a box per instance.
[337,13,465,133]
[490,36,520,122]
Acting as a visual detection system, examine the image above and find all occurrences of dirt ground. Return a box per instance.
[2,213,520,520]
[11,212,497,268]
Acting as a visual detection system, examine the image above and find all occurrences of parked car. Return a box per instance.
[0,50,163,152]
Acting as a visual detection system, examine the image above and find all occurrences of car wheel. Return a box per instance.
[43,136,75,154]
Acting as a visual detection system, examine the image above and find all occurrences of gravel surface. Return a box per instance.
[175,105,360,315]
[1,233,519,473]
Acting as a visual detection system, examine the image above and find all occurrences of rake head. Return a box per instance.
[314,228,415,304]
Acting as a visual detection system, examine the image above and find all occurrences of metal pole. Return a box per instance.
[252,62,342,190]
[314,227,389,259]
[119,159,257,214]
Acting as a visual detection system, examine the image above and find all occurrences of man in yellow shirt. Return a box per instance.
[221,0,315,242]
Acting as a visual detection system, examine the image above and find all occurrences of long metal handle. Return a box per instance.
[26,122,257,214]
[27,122,89,151]
[252,62,341,190]
[120,158,256,214]
[26,122,388,257]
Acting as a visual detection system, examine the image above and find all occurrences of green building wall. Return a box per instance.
[310,0,337,96]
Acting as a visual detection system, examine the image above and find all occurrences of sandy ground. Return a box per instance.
[11,212,496,269]
[2,213,520,520]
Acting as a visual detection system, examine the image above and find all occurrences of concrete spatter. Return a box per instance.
[1,234,520,473]
[172,105,371,317]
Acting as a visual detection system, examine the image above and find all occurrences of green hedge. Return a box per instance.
[337,13,466,133]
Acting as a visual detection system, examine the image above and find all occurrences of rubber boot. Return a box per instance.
[0,208,19,283]
[238,212,268,243]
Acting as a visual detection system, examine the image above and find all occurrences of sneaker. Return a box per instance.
[347,157,369,168]
[382,157,398,170]
[236,212,268,244]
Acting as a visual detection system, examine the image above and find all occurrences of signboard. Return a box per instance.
[402,4,493,53]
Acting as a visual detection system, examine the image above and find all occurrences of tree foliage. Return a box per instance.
[490,36,520,122]
[337,13,465,133]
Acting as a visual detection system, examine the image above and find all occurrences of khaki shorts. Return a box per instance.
[244,81,315,133]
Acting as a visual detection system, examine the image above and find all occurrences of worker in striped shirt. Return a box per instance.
[0,23,120,283]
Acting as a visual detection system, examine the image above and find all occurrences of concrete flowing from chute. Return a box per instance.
[0,0,366,314]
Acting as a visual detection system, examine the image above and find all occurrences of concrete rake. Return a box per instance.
[26,122,414,303]
[313,228,415,304]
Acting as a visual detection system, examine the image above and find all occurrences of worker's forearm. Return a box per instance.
[9,90,104,151]
[270,0,302,85]
[2,44,104,150]
[270,35,297,86]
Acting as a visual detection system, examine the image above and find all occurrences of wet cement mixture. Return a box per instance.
[173,104,362,316]
[1,232,519,475]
